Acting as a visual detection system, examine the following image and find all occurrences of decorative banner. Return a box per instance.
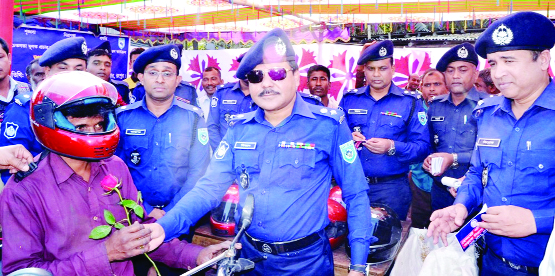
[12,26,129,84]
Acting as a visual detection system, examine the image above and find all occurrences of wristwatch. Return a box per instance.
[451,153,459,169]
[387,139,396,156]
[349,264,367,274]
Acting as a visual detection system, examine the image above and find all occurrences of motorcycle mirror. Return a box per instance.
[241,193,254,230]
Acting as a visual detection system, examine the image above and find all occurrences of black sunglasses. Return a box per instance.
[246,68,293,84]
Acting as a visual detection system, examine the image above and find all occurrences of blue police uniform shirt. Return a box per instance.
[130,81,199,107]
[428,88,489,179]
[158,95,372,265]
[340,84,431,177]
[0,78,30,124]
[455,81,555,267]
[207,82,324,150]
[115,96,210,213]
[110,79,131,104]
[0,93,44,183]
[207,82,256,150]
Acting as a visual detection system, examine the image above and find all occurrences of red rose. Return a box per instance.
[100,174,120,192]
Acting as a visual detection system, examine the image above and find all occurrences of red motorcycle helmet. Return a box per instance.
[329,185,346,208]
[210,184,240,237]
[30,71,120,160]
[326,198,348,250]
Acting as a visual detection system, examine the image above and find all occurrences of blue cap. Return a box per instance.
[475,11,555,59]
[236,28,296,80]
[133,44,182,74]
[90,41,111,53]
[39,37,88,67]
[436,42,479,72]
[357,40,394,65]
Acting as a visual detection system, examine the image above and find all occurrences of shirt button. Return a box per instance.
[261,190,266,195]
[448,146,453,149]
[294,159,299,164]
[508,161,513,166]
[155,142,159,146]
[452,127,456,131]
[539,164,544,169]
[455,109,459,112]
[371,120,375,124]
[93,216,98,221]
[265,160,270,164]
[258,222,262,227]
[154,167,157,170]
[502,197,507,202]
[515,127,520,132]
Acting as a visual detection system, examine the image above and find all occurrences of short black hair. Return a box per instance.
[0,37,9,55]
[87,49,111,61]
[130,47,145,57]
[204,67,222,78]
[478,68,494,87]
[421,68,445,83]
[25,58,41,79]
[307,65,330,80]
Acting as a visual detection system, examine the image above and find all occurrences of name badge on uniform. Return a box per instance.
[348,109,368,115]
[235,142,257,150]
[431,116,445,122]
[476,138,501,147]
[126,129,146,136]
[223,100,237,105]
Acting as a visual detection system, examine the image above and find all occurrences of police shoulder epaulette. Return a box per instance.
[431,94,449,102]
[15,81,31,94]
[115,101,141,115]
[472,96,503,118]
[111,79,130,88]
[227,112,252,127]
[345,88,363,95]
[403,90,421,99]
[174,97,204,117]
[180,81,196,89]
[300,92,322,102]
[217,82,236,91]
[14,92,32,106]
[309,104,345,124]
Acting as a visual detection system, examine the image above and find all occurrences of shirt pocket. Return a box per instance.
[479,147,503,185]
[123,135,149,167]
[378,116,405,132]
[164,134,191,168]
[516,151,555,190]
[275,149,316,190]
[459,123,476,139]
[347,114,368,131]
[233,150,260,189]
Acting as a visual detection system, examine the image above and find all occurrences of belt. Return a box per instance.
[245,231,321,255]
[366,173,407,184]
[489,249,539,274]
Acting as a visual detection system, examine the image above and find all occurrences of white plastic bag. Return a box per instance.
[390,228,479,276]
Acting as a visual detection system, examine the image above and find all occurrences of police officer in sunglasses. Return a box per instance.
[339,40,431,221]
[145,28,372,276]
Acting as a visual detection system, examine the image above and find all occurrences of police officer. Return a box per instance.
[423,43,489,211]
[130,45,198,106]
[0,37,30,123]
[145,28,372,276]
[87,41,130,104]
[208,53,323,150]
[116,44,210,219]
[428,11,555,276]
[0,37,88,183]
[340,40,431,220]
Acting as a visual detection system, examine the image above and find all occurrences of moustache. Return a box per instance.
[258,89,280,97]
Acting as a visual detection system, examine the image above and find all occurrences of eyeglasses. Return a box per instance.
[145,70,177,79]
[246,68,293,84]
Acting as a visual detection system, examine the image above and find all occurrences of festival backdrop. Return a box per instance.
[180,44,492,103]
[11,26,129,84]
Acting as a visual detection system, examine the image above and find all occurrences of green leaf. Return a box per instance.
[89,225,112,239]
[104,210,116,225]
[121,199,138,209]
[133,205,144,219]
[114,222,124,229]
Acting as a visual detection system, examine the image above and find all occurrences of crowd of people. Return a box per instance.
[0,10,552,276]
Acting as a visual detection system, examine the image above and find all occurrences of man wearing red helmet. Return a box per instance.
[0,71,233,275]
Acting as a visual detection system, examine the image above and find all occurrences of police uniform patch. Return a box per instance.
[4,122,19,139]
[211,97,219,108]
[130,150,141,165]
[379,47,387,57]
[275,38,286,56]
[418,111,427,126]
[197,128,209,146]
[339,140,357,164]
[457,46,469,58]
[215,141,230,160]
[81,42,87,54]
[170,48,179,59]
